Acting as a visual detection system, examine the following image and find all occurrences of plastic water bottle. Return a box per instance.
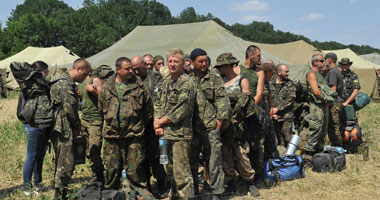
[159,137,168,165]
[324,145,346,154]
[122,169,127,180]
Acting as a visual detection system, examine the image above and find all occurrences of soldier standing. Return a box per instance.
[188,48,230,198]
[340,58,360,108]
[50,58,91,199]
[98,57,153,198]
[271,64,296,147]
[153,48,196,200]
[324,53,344,146]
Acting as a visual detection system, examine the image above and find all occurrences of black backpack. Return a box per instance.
[77,181,125,200]
[342,121,363,153]
[312,149,346,173]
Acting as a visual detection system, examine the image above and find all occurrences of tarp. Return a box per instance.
[322,48,379,97]
[86,20,287,69]
[0,46,79,89]
[252,40,322,65]
[360,53,380,68]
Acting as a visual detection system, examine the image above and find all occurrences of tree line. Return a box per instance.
[0,0,379,60]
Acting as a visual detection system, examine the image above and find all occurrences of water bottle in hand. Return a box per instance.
[159,137,168,165]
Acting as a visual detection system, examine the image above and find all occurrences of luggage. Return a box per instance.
[264,155,305,186]
[77,181,126,200]
[341,105,356,122]
[354,92,370,111]
[312,149,346,173]
[341,122,363,153]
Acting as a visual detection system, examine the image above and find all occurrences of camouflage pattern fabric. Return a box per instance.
[153,73,195,140]
[0,72,6,98]
[81,119,104,182]
[271,78,296,120]
[166,140,194,199]
[342,70,361,103]
[103,138,147,191]
[98,74,152,139]
[239,64,258,98]
[328,102,343,146]
[273,120,292,147]
[147,68,163,103]
[304,102,328,153]
[50,72,80,189]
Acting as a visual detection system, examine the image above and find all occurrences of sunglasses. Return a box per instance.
[318,60,325,63]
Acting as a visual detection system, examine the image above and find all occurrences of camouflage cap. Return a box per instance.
[339,57,353,66]
[214,53,239,67]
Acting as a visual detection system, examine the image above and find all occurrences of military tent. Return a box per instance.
[0,46,79,89]
[360,53,380,67]
[86,20,287,68]
[322,48,379,97]
[252,40,322,65]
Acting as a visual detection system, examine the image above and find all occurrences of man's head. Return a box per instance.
[311,53,325,70]
[214,53,239,76]
[190,48,208,74]
[245,45,261,66]
[277,63,290,80]
[31,61,49,78]
[167,48,184,76]
[115,57,133,81]
[143,54,154,70]
[153,55,165,71]
[183,54,193,73]
[261,60,275,80]
[324,53,337,67]
[70,58,91,83]
[339,57,353,73]
[131,55,148,77]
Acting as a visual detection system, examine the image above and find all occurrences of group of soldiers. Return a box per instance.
[48,45,360,200]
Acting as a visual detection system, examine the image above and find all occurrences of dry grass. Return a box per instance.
[0,96,379,199]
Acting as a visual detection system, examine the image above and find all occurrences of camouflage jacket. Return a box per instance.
[342,70,361,102]
[154,73,195,140]
[50,72,81,138]
[147,68,163,103]
[98,74,152,139]
[271,78,296,120]
[191,69,230,131]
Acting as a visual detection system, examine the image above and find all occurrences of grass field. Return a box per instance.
[0,96,379,200]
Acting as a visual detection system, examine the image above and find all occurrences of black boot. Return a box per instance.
[223,180,235,196]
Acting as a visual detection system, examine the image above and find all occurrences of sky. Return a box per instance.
[1,0,380,49]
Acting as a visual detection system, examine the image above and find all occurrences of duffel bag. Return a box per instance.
[354,92,370,111]
[267,155,306,182]
[77,181,126,200]
[312,149,346,173]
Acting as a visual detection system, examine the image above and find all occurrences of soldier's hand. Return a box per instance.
[155,128,164,136]
[216,119,223,131]
[154,119,161,129]
[273,114,279,120]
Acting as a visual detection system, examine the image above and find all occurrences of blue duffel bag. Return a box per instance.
[354,92,370,111]
[264,155,305,185]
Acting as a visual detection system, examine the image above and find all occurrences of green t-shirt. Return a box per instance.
[79,78,102,121]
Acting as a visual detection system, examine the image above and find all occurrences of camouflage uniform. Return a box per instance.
[0,72,6,98]
[154,73,195,199]
[342,70,361,103]
[98,74,153,194]
[270,77,296,147]
[239,64,266,179]
[79,77,104,183]
[50,72,81,191]
[140,72,168,195]
[190,69,230,195]
[304,70,329,153]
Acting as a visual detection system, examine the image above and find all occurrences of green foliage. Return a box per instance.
[0,0,379,59]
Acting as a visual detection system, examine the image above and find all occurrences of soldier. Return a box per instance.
[98,57,153,199]
[50,58,91,199]
[340,58,360,108]
[325,53,344,146]
[183,54,194,74]
[0,71,6,98]
[143,54,154,70]
[303,54,329,160]
[153,48,196,200]
[78,65,114,185]
[132,55,167,198]
[271,64,296,148]
[188,48,230,198]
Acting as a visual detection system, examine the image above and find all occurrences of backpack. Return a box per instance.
[95,65,114,80]
[77,181,125,200]
[312,149,346,173]
[341,121,363,153]
[264,155,305,186]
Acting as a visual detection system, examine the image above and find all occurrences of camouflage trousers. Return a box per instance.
[167,140,194,199]
[190,129,224,195]
[222,139,255,182]
[264,120,279,161]
[274,120,293,147]
[103,137,147,190]
[81,119,104,182]
[144,125,167,193]
[51,131,75,189]
[328,103,343,146]
[304,103,328,153]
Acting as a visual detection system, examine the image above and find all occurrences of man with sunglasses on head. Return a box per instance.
[303,54,329,164]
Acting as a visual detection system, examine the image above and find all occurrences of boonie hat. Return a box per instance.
[339,58,353,66]
[214,53,240,67]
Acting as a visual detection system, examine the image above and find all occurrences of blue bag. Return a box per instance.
[354,92,370,111]
[265,155,305,184]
